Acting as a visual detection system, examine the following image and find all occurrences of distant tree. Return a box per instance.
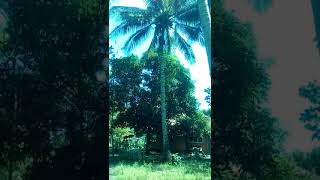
[299,81,320,140]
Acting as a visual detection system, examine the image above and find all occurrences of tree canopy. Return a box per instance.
[109,51,209,139]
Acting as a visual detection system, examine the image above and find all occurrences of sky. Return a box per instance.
[224,0,320,152]
[109,0,211,110]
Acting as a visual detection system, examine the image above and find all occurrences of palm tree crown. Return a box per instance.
[110,0,203,64]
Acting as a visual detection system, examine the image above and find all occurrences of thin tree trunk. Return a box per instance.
[111,134,115,156]
[8,160,12,180]
[145,131,150,155]
[110,97,115,157]
[160,54,170,161]
[8,54,18,180]
[198,0,212,76]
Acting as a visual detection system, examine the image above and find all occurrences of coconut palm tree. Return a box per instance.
[177,0,211,75]
[109,0,203,161]
[197,0,211,75]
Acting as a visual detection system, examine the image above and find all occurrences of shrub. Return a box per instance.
[170,153,182,165]
[127,135,146,150]
[263,155,312,180]
[110,127,134,153]
[190,147,206,160]
[120,148,144,162]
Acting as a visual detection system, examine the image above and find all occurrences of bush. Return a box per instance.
[127,135,146,150]
[120,148,144,162]
[263,155,311,180]
[110,127,147,154]
[110,127,134,153]
[170,153,182,165]
[190,147,206,160]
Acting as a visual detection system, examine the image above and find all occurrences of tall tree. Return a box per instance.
[197,0,211,75]
[109,0,204,160]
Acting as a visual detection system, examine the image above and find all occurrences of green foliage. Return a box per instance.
[299,81,320,140]
[111,127,147,152]
[128,136,146,150]
[109,55,144,113]
[216,155,311,180]
[172,111,210,139]
[262,155,311,180]
[212,1,285,178]
[0,0,108,179]
[110,51,200,137]
[298,80,320,176]
[189,147,206,160]
[112,127,134,151]
[170,153,182,165]
[291,150,311,171]
[291,148,320,176]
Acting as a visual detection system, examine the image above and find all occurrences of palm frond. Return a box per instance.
[174,3,199,26]
[109,21,145,38]
[148,26,160,52]
[143,0,162,13]
[171,0,196,12]
[175,21,204,45]
[123,25,154,53]
[173,30,195,64]
[170,0,183,11]
[111,6,153,23]
[110,6,146,17]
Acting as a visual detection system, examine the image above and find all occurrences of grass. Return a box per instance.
[109,160,211,180]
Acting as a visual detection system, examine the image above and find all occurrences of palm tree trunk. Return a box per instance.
[198,0,212,76]
[160,54,170,161]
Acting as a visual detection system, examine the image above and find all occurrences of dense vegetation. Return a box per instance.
[109,51,210,154]
[0,0,107,179]
[212,1,312,179]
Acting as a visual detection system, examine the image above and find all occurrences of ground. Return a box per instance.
[109,159,211,180]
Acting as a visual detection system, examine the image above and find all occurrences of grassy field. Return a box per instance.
[109,160,211,180]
